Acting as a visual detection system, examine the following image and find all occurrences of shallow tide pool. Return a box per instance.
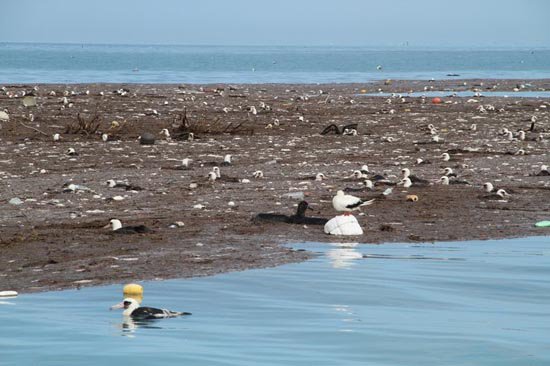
[1,236,550,365]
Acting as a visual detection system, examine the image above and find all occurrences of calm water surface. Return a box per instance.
[1,236,550,365]
[1,43,550,83]
[359,90,550,98]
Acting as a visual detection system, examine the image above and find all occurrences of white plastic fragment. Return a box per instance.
[0,291,18,297]
[0,111,9,122]
[324,215,364,236]
[8,197,23,205]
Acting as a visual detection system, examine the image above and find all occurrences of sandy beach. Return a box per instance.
[1,79,549,293]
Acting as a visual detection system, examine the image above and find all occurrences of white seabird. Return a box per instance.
[332,190,375,215]
[222,154,232,166]
[398,177,412,188]
[110,298,191,319]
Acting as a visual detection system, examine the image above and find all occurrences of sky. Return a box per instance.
[1,0,549,47]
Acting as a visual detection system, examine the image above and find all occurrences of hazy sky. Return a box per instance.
[1,0,549,47]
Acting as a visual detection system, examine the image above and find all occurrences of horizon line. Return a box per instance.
[1,40,549,50]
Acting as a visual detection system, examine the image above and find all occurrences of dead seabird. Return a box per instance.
[221,154,232,166]
[484,189,510,201]
[398,177,413,188]
[332,190,375,215]
[66,147,78,156]
[483,182,495,193]
[532,165,550,176]
[106,179,142,191]
[443,167,457,177]
[107,219,153,234]
[110,298,191,320]
[211,167,241,182]
[344,179,374,193]
[439,176,471,185]
[401,168,430,186]
[254,201,328,225]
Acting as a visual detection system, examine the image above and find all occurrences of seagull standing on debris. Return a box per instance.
[332,190,375,215]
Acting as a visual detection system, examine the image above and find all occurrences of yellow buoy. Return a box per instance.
[123,283,143,303]
[360,89,368,94]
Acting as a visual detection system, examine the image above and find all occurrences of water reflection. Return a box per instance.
[115,316,164,337]
[326,243,363,269]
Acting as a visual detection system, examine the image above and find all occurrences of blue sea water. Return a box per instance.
[1,236,550,365]
[1,43,550,84]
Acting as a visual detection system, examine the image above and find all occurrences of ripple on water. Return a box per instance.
[1,236,550,365]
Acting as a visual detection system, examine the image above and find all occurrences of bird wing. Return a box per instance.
[336,194,374,209]
[131,307,167,319]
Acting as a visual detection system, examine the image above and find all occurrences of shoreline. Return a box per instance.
[1,79,549,294]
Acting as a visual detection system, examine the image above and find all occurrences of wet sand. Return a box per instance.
[1,79,549,293]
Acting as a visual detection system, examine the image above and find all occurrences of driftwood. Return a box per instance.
[65,113,101,135]
[171,109,254,138]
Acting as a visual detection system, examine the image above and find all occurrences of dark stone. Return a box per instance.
[139,132,155,145]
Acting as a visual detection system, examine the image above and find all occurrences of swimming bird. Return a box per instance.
[332,190,375,215]
[254,201,328,225]
[110,298,191,320]
[107,219,153,234]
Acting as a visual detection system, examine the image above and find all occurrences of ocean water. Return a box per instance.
[360,91,550,98]
[1,43,550,84]
[1,236,550,365]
